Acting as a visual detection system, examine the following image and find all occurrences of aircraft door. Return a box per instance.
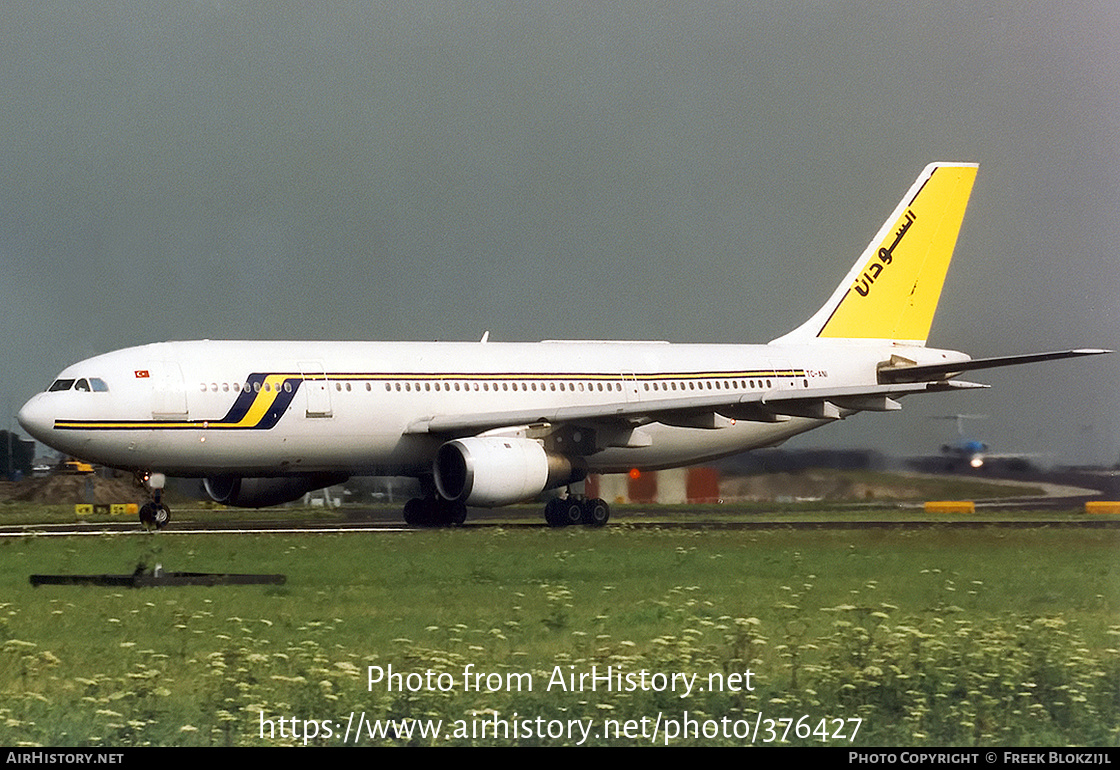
[150,362,188,419]
[621,371,641,402]
[298,361,333,418]
[767,358,794,392]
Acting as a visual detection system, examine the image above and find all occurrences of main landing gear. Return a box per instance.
[136,471,171,531]
[544,496,610,528]
[400,495,610,528]
[402,496,468,527]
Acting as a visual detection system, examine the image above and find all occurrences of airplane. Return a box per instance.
[933,414,991,469]
[943,438,991,470]
[927,414,1039,471]
[16,162,1108,529]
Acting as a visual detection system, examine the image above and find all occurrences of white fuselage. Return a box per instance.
[16,164,998,487]
[17,338,957,478]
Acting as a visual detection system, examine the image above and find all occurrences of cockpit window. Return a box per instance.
[46,377,109,393]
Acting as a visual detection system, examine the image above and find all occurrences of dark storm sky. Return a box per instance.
[2,1,1117,462]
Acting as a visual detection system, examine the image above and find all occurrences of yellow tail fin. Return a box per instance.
[773,162,978,345]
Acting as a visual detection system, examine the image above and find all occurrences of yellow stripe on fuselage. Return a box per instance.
[232,374,290,427]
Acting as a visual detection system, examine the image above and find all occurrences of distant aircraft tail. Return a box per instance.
[772,162,978,346]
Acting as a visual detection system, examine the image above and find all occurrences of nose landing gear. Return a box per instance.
[135,472,171,530]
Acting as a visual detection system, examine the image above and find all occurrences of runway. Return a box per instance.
[3,502,1118,537]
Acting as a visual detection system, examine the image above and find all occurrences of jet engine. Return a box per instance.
[434,437,582,507]
[203,474,349,508]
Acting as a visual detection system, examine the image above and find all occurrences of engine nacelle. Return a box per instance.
[434,437,582,507]
[203,474,349,508]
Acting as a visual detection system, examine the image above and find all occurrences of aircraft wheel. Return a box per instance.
[403,498,429,526]
[139,502,166,531]
[451,501,468,526]
[544,498,565,527]
[561,499,583,526]
[581,498,610,527]
[441,499,468,526]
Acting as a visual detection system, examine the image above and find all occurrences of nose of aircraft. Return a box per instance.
[17,393,53,444]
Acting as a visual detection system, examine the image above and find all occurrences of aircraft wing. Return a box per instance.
[405,380,988,436]
[406,348,1108,437]
[878,349,1109,384]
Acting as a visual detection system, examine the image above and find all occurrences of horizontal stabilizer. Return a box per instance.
[879,349,1110,384]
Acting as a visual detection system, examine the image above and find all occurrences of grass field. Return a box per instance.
[0,518,1117,746]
